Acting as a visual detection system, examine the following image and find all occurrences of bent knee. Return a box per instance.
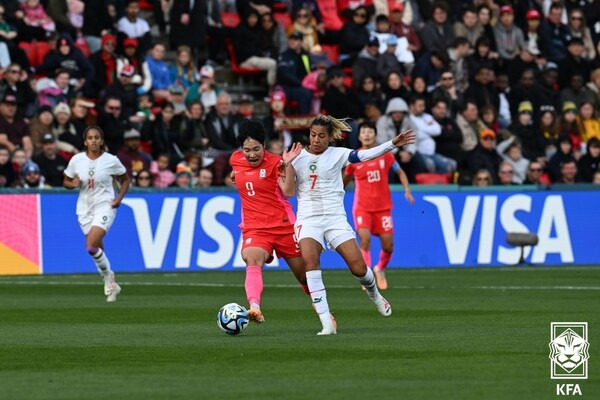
[86,245,99,256]
[382,245,394,253]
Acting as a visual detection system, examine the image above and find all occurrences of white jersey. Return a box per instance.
[64,152,126,216]
[292,146,352,219]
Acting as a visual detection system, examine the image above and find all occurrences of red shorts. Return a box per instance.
[241,225,301,263]
[353,209,394,235]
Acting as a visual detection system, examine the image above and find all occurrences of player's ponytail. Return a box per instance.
[311,115,352,142]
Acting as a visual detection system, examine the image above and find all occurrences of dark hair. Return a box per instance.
[460,100,477,113]
[105,96,121,104]
[452,37,470,48]
[475,36,491,49]
[82,125,105,152]
[409,94,426,106]
[162,101,175,110]
[187,99,203,111]
[431,1,448,15]
[432,98,449,108]
[310,115,352,141]
[238,119,266,146]
[54,68,70,77]
[358,121,377,135]
[375,14,389,23]
[463,5,477,16]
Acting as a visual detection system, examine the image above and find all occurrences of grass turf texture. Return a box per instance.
[0,267,599,400]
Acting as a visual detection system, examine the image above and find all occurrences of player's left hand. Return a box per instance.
[405,191,415,205]
[392,129,416,148]
[111,198,122,208]
[282,142,303,164]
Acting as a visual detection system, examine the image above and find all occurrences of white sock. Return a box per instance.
[306,270,332,326]
[91,248,112,276]
[357,268,379,299]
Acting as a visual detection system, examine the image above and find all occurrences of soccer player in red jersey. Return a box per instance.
[230,119,311,324]
[344,121,414,290]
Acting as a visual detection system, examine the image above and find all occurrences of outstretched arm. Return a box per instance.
[348,130,416,164]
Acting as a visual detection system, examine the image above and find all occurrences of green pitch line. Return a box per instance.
[0,267,599,400]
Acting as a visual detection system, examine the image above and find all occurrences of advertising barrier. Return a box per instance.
[0,188,598,275]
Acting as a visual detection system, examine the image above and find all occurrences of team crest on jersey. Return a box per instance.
[309,164,317,172]
[380,159,385,169]
[88,170,94,176]
[259,169,266,178]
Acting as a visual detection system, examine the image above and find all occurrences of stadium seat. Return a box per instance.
[320,44,339,64]
[34,41,51,66]
[139,0,153,11]
[273,13,292,30]
[272,2,288,13]
[19,42,38,67]
[415,173,453,185]
[226,40,265,84]
[221,12,240,28]
[74,40,91,58]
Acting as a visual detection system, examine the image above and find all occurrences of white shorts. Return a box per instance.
[294,214,356,251]
[78,206,116,235]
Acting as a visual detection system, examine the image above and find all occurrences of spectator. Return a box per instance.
[20,160,47,188]
[260,12,287,60]
[134,169,152,187]
[177,151,202,180]
[447,37,470,93]
[523,161,545,185]
[70,97,95,137]
[507,49,538,87]
[90,34,118,95]
[352,36,379,90]
[357,74,384,118]
[382,70,409,109]
[565,8,595,61]
[104,64,139,122]
[0,144,15,187]
[464,64,499,114]
[186,65,218,112]
[592,171,600,184]
[234,94,254,119]
[409,95,456,173]
[495,73,512,129]
[168,85,187,115]
[509,101,545,163]
[497,161,519,185]
[538,105,560,158]
[117,128,151,178]
[20,0,55,41]
[146,42,171,100]
[472,168,493,186]
[267,138,283,155]
[467,129,503,183]
[277,31,312,114]
[338,6,370,67]
[496,135,529,184]
[578,137,600,182]
[537,62,561,108]
[171,169,193,188]
[150,153,175,187]
[559,101,583,157]
[35,68,73,109]
[523,9,544,57]
[0,63,36,118]
[453,6,482,48]
[233,10,277,90]
[577,101,600,142]
[508,69,544,121]
[117,0,151,53]
[148,102,183,166]
[117,37,152,95]
[493,5,525,62]
[169,45,199,90]
[431,99,464,166]
[204,92,241,151]
[180,100,211,155]
[169,0,207,58]
[32,132,68,187]
[52,102,81,155]
[376,35,403,82]
[29,106,54,152]
[466,36,498,79]
[539,2,569,63]
[287,6,319,53]
[82,0,113,54]
[476,4,497,53]
[47,0,78,38]
[97,96,129,153]
[0,93,32,156]
[34,34,94,96]
[412,51,447,93]
[548,134,575,182]
[431,69,462,118]
[559,38,591,90]
[557,158,580,184]
[420,1,454,54]
[456,100,487,152]
[0,4,26,69]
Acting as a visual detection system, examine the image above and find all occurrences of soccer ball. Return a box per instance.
[217,303,249,335]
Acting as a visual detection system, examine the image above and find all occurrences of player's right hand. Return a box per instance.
[72,177,81,188]
[282,142,303,164]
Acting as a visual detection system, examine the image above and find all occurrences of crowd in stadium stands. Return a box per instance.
[0,0,599,189]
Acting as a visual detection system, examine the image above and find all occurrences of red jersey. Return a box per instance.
[345,152,396,212]
[230,150,296,231]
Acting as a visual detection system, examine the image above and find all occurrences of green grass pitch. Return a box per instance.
[1,267,599,400]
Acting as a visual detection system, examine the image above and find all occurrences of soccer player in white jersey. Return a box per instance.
[280,115,416,335]
[63,126,130,302]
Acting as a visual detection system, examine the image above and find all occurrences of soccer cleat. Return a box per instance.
[373,265,388,290]
[373,295,392,317]
[103,271,115,296]
[248,307,265,324]
[317,322,337,336]
[106,282,121,302]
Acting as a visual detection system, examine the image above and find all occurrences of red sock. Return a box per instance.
[378,250,392,270]
[360,248,372,268]
[300,283,310,296]
[245,265,263,307]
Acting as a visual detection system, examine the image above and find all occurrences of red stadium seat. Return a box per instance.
[34,41,51,66]
[272,2,288,13]
[273,13,292,30]
[19,42,38,67]
[226,40,265,82]
[221,12,240,28]
[139,0,153,11]
[415,173,453,185]
[74,40,91,58]
[320,44,339,64]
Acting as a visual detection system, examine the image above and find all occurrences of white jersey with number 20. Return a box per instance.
[292,146,352,219]
[64,152,126,217]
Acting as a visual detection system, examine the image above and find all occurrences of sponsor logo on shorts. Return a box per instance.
[102,216,108,224]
